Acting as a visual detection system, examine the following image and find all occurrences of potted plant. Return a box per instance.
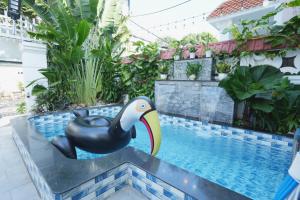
[205,47,212,58]
[216,62,231,80]
[158,61,170,80]
[189,46,196,59]
[186,62,202,80]
[170,40,181,61]
[174,47,181,60]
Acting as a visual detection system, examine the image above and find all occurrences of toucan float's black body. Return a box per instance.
[51,106,136,159]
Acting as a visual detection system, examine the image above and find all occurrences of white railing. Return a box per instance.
[0,10,40,40]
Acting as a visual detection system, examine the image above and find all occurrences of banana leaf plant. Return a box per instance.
[219,65,300,133]
[24,0,129,109]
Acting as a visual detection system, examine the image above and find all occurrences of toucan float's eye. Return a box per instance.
[140,104,146,109]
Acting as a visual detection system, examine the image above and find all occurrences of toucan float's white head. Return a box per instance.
[119,96,162,156]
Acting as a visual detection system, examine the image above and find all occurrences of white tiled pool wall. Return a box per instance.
[30,106,293,151]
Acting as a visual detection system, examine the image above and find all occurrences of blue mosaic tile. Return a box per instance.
[114,170,126,179]
[95,172,108,183]
[146,184,157,196]
[163,189,174,198]
[95,185,109,197]
[71,190,87,200]
[146,173,157,183]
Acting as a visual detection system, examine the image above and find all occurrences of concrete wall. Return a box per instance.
[155,81,234,124]
[171,59,213,81]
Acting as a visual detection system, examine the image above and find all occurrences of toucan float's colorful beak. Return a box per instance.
[140,110,161,156]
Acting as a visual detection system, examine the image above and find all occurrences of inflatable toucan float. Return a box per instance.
[51,96,162,159]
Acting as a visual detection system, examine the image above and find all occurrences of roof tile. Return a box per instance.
[208,0,264,19]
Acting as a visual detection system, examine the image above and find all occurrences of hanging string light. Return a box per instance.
[146,11,212,31]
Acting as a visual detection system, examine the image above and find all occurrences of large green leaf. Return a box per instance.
[287,0,300,7]
[32,84,48,96]
[76,20,91,45]
[251,99,274,113]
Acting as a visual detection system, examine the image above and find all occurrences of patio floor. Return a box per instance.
[0,120,40,200]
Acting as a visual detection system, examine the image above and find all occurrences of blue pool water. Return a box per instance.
[31,109,293,200]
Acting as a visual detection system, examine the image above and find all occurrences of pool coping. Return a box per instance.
[11,113,250,200]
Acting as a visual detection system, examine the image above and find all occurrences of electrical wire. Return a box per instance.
[128,19,167,42]
[131,0,192,17]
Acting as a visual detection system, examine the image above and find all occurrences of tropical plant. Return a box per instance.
[219,65,300,133]
[181,32,218,46]
[122,41,160,99]
[216,62,231,73]
[16,102,26,114]
[92,25,129,103]
[25,0,129,110]
[72,58,101,106]
[186,63,202,78]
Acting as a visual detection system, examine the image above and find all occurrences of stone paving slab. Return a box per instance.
[0,122,40,200]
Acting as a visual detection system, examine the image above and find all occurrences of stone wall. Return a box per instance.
[155,81,234,124]
[170,58,213,81]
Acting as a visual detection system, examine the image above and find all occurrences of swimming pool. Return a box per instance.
[30,106,293,200]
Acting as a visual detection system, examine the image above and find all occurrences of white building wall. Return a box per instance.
[0,37,22,62]
[0,64,23,93]
[21,41,47,112]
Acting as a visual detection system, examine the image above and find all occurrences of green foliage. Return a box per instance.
[186,63,202,77]
[216,62,231,73]
[92,25,128,103]
[181,32,217,46]
[189,46,196,53]
[72,58,101,106]
[16,102,26,114]
[224,0,300,57]
[219,65,300,133]
[158,61,172,74]
[25,0,129,111]
[122,41,160,100]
